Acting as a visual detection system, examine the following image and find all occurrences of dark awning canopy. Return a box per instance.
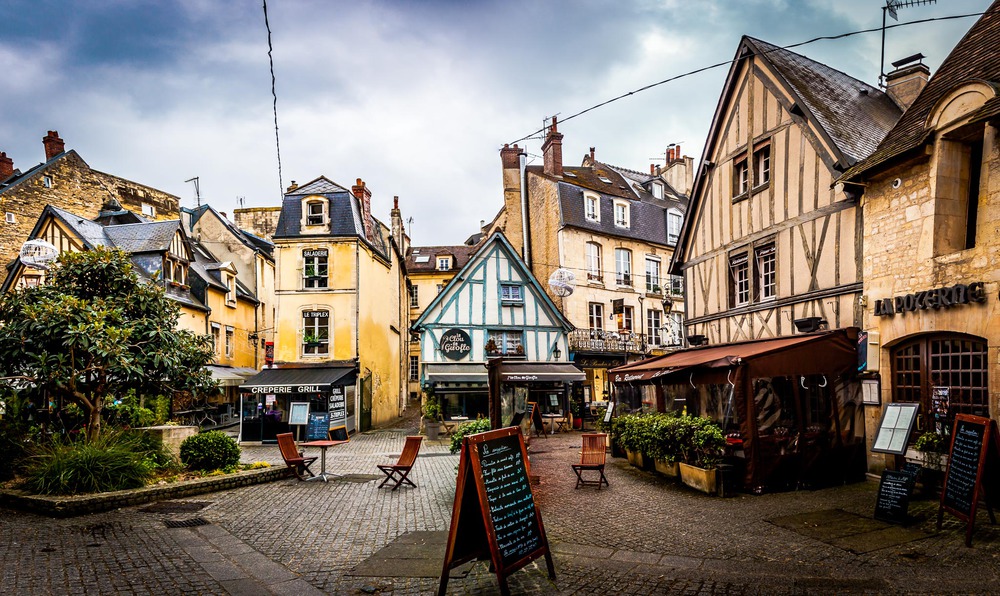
[424,363,488,385]
[500,362,585,383]
[241,366,355,394]
[609,328,859,385]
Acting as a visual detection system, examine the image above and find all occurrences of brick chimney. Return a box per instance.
[390,195,404,250]
[885,58,930,111]
[352,178,375,241]
[589,147,595,160]
[500,143,521,170]
[43,130,65,160]
[0,152,13,180]
[541,117,564,177]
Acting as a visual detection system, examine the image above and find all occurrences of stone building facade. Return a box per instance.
[0,131,178,285]
[843,3,1000,471]
[233,206,281,241]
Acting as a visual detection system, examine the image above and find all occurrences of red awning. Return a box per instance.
[609,329,859,384]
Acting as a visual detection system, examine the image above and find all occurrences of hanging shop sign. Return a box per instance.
[873,282,986,317]
[439,328,473,360]
[265,341,274,366]
[302,249,328,258]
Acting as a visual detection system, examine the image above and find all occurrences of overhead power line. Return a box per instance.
[509,11,985,146]
[263,0,284,200]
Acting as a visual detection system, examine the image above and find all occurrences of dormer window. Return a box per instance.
[225,273,237,307]
[306,200,325,226]
[141,203,155,217]
[613,200,630,228]
[43,176,53,188]
[584,194,600,222]
[164,257,188,286]
[667,210,682,245]
[436,256,452,271]
[651,182,663,199]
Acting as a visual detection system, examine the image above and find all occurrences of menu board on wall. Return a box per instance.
[329,387,347,427]
[437,426,554,596]
[937,414,1000,547]
[871,403,919,455]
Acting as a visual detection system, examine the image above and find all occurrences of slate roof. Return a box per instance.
[48,206,114,249]
[842,2,1000,181]
[406,243,479,273]
[104,221,180,254]
[183,204,275,259]
[746,37,902,167]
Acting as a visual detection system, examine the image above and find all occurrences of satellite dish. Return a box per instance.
[548,268,576,297]
[19,239,59,270]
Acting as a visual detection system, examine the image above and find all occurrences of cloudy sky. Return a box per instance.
[0,0,990,245]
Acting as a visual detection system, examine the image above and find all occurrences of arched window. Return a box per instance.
[891,334,989,434]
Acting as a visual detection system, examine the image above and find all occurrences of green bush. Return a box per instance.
[449,418,492,454]
[914,431,946,453]
[22,429,159,495]
[180,430,240,471]
[677,416,726,468]
[646,413,683,463]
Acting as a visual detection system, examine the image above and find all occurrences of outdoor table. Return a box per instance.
[442,416,468,436]
[301,440,346,482]
[542,413,563,434]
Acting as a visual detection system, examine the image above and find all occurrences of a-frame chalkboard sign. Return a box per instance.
[437,426,555,596]
[937,414,1000,547]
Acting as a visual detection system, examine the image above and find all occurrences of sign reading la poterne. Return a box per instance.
[873,282,987,317]
[440,328,473,360]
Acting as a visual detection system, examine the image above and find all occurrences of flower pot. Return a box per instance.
[626,449,644,468]
[679,462,717,495]
[424,420,440,441]
[654,458,680,479]
[573,417,583,430]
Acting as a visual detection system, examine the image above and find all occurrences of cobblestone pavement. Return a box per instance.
[3,419,1000,595]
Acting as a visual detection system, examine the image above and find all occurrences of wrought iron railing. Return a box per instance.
[568,329,645,354]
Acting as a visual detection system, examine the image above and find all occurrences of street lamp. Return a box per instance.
[661,295,674,314]
[553,343,562,360]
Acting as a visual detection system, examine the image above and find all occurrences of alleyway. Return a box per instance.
[2,417,1000,594]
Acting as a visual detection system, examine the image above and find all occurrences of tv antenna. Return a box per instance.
[879,0,937,88]
[185,176,201,208]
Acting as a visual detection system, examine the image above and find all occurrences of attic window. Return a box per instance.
[306,201,325,226]
[5,212,14,224]
[414,256,430,263]
[43,176,52,188]
[613,200,630,229]
[598,176,613,184]
[563,171,577,178]
[141,203,156,217]
[651,183,663,199]
[437,256,452,271]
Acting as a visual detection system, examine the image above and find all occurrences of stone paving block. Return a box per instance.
[198,560,249,582]
[267,578,326,596]
[220,577,273,596]
[549,541,614,559]
[181,545,225,564]
[656,554,702,569]
[610,549,664,565]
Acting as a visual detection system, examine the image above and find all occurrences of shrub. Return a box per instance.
[677,416,726,468]
[180,430,240,471]
[246,461,271,470]
[22,429,158,495]
[647,413,683,463]
[449,418,492,454]
[422,396,441,421]
[914,431,946,453]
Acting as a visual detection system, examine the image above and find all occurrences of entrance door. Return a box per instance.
[892,334,989,434]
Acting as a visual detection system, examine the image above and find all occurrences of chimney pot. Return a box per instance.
[650,164,655,175]
[500,143,522,169]
[0,151,13,180]
[885,62,930,110]
[393,196,399,210]
[43,130,65,161]
[541,118,564,177]
[287,180,299,192]
[589,147,595,160]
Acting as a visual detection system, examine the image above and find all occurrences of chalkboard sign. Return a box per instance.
[901,462,922,481]
[523,402,544,439]
[937,414,1000,547]
[874,470,915,524]
[328,425,349,442]
[306,412,330,441]
[438,426,554,596]
[329,387,347,427]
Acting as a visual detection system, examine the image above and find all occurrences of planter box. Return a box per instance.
[626,449,644,468]
[904,447,948,472]
[654,458,680,479]
[679,462,717,495]
[424,420,440,441]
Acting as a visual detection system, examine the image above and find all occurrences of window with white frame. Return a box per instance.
[225,326,234,358]
[753,141,771,189]
[645,257,661,293]
[436,256,452,271]
[733,156,749,198]
[667,210,682,245]
[141,203,155,217]
[487,330,523,356]
[225,273,236,306]
[584,193,600,222]
[615,248,632,286]
[302,310,330,355]
[613,200,630,228]
[211,324,221,357]
[43,175,53,189]
[729,252,750,307]
[755,243,776,300]
[5,213,15,224]
[409,356,419,381]
[409,285,419,309]
[670,274,684,296]
[586,242,602,281]
[588,302,604,331]
[500,283,523,304]
[646,309,662,346]
[618,306,634,334]
[306,200,325,226]
[303,249,329,289]
[651,182,663,199]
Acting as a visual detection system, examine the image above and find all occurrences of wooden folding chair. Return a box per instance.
[377,435,423,491]
[572,433,609,489]
[277,432,317,481]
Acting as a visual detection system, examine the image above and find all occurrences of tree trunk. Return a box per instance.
[86,397,103,442]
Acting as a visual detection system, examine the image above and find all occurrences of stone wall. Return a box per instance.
[0,150,179,286]
[233,207,281,241]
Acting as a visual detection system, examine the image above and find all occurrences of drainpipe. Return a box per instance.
[519,150,531,267]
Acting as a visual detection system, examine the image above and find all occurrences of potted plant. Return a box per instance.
[618,414,646,468]
[678,416,726,494]
[650,285,662,295]
[571,400,583,429]
[484,338,499,356]
[649,414,681,479]
[422,394,441,440]
[303,332,322,347]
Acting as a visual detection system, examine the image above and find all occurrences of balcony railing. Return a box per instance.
[569,329,645,354]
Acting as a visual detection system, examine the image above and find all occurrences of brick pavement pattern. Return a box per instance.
[3,420,1000,594]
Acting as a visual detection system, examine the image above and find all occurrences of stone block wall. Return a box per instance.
[233,207,281,241]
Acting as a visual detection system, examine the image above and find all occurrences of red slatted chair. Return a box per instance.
[277,433,317,481]
[377,436,423,490]
[572,433,609,489]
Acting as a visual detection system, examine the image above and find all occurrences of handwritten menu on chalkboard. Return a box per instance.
[942,418,985,516]
[875,470,914,524]
[306,412,330,441]
[479,432,542,565]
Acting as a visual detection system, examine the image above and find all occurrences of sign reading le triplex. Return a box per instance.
[873,282,987,317]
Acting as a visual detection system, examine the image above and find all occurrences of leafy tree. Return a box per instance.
[0,247,217,441]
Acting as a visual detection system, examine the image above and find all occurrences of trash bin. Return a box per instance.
[716,463,738,497]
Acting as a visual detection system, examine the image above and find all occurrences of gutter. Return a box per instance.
[519,150,531,267]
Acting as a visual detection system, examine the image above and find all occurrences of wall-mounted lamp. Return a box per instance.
[793,317,827,333]
[661,296,674,314]
[553,344,562,360]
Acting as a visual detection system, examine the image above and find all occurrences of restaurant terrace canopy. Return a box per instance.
[609,328,863,492]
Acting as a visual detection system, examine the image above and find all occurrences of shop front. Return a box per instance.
[423,363,488,420]
[206,365,258,423]
[488,360,586,429]
[610,328,866,493]
[239,366,356,443]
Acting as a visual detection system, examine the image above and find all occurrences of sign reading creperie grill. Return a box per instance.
[873,282,987,317]
[249,384,325,394]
